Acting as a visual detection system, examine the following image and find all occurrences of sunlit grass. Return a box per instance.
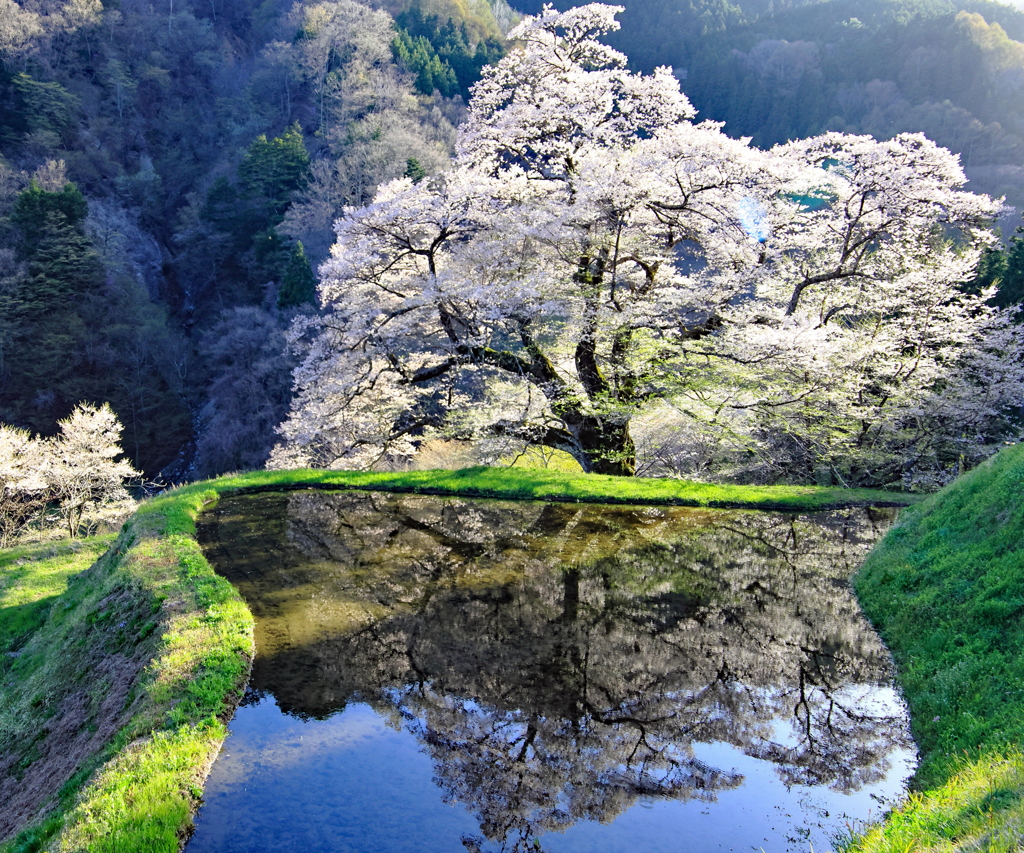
[0,538,114,653]
[185,465,919,510]
[840,751,1024,852]
[0,486,253,853]
[0,464,923,852]
[500,445,584,473]
[846,444,1024,852]
[54,724,226,853]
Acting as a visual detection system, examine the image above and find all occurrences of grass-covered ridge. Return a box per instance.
[0,466,919,852]
[848,443,1024,852]
[0,486,254,853]
[198,465,919,510]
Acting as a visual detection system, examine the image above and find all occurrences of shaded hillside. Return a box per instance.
[514,0,1024,217]
[0,0,510,476]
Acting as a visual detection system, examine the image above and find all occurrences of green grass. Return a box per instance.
[0,486,253,853]
[0,465,920,853]
[844,752,1024,852]
[0,538,114,654]
[846,443,1024,852]
[171,465,918,511]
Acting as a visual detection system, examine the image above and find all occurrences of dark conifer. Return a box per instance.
[278,241,318,309]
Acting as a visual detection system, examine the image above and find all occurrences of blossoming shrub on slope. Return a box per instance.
[0,403,139,542]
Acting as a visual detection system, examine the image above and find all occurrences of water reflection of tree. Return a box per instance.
[200,493,911,852]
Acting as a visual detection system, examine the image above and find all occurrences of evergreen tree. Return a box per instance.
[997,232,1024,313]
[178,126,314,315]
[7,75,81,150]
[392,8,505,99]
[969,226,1024,316]
[1,183,103,432]
[238,123,311,220]
[11,180,89,255]
[0,181,190,473]
[404,157,427,183]
[278,241,317,309]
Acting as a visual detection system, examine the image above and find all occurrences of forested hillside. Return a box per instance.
[0,0,512,477]
[523,0,1024,217]
[3,0,1024,487]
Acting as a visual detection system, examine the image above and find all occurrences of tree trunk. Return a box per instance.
[574,415,636,476]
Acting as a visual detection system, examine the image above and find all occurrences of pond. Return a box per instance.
[187,491,915,853]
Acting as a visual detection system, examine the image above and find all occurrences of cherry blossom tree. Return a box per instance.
[679,132,1024,486]
[0,425,48,546]
[44,402,139,537]
[0,403,138,543]
[272,3,1024,485]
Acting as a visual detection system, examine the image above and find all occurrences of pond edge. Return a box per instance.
[0,466,953,853]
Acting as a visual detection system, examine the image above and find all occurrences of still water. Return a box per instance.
[188,491,915,853]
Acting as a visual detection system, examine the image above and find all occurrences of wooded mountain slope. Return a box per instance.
[2,0,1023,481]
[527,0,1024,216]
[0,0,510,476]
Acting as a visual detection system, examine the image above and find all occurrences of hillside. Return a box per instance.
[850,442,1024,850]
[520,0,1024,220]
[1,0,1023,485]
[0,0,511,477]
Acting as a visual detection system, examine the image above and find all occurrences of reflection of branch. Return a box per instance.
[514,723,537,763]
[716,520,803,577]
[795,668,817,751]
[237,492,909,836]
[593,712,673,726]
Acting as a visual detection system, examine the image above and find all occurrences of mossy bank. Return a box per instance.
[847,443,1024,852]
[0,468,917,852]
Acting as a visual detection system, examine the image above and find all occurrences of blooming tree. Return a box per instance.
[272,3,1024,485]
[0,403,139,542]
[681,133,1024,485]
[44,402,140,537]
[0,425,48,546]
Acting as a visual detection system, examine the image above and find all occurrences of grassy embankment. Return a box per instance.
[846,443,1024,852]
[0,466,915,853]
[161,465,916,510]
[0,484,254,853]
